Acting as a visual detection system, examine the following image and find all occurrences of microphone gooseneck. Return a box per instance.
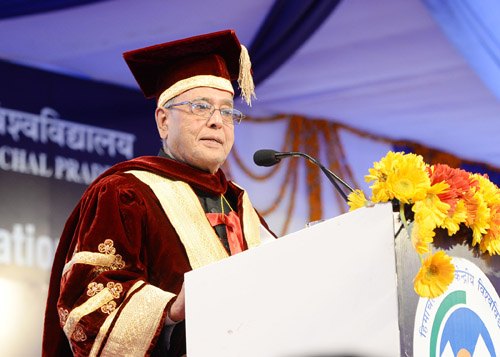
[253,149,356,203]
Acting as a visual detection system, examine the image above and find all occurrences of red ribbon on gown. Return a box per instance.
[206,211,244,255]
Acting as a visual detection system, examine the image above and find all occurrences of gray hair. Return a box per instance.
[160,96,176,149]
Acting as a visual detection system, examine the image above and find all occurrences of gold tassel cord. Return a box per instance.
[238,45,256,106]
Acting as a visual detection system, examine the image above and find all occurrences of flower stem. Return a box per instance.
[400,202,409,231]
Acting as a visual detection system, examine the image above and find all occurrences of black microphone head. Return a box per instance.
[253,149,281,167]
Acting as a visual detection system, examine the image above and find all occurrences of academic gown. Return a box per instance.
[42,156,273,357]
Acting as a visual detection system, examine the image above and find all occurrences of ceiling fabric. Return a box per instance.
[247,0,341,87]
[0,0,499,169]
[0,0,102,20]
[422,0,500,102]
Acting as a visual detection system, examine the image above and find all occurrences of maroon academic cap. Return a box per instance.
[123,29,255,107]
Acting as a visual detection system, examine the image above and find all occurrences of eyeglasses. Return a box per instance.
[165,100,245,125]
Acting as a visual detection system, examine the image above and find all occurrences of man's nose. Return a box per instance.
[207,108,224,128]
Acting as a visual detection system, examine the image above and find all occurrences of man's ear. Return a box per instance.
[155,107,168,140]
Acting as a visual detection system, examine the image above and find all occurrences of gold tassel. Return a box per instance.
[238,45,256,106]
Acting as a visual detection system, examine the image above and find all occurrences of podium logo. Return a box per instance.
[413,257,500,357]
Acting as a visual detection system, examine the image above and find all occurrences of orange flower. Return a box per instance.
[428,164,475,214]
[414,251,455,299]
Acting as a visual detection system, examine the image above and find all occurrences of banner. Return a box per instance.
[0,59,157,356]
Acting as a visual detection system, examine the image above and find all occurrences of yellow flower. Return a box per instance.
[473,174,500,206]
[480,233,500,256]
[347,189,370,211]
[366,152,430,204]
[365,151,405,183]
[411,220,435,254]
[480,203,500,255]
[412,181,450,228]
[414,251,455,299]
[385,161,430,204]
[370,181,392,203]
[366,152,404,203]
[440,200,467,235]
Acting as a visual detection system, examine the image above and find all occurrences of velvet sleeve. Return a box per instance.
[56,173,178,356]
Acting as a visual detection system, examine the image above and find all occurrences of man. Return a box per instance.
[42,30,274,356]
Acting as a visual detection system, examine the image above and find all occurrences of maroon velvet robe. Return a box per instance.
[42,156,272,356]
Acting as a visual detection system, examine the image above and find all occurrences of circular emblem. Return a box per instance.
[413,257,500,357]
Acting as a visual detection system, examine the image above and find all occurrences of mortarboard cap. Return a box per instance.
[123,29,255,107]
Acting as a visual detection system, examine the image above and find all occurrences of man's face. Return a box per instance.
[156,87,235,174]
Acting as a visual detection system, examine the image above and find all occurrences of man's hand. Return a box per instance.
[169,283,185,322]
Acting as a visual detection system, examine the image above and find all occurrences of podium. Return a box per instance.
[184,203,400,357]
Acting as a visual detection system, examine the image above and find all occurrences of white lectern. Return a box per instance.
[185,203,400,357]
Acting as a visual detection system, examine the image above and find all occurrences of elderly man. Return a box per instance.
[42,30,274,357]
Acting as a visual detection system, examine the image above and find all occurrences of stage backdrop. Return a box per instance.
[0,59,392,355]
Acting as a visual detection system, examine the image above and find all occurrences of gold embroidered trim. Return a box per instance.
[97,253,125,273]
[63,252,115,275]
[100,284,175,357]
[87,282,104,296]
[63,288,115,340]
[58,307,69,327]
[106,282,123,299]
[63,239,126,276]
[101,301,117,314]
[157,75,234,108]
[127,170,229,270]
[98,239,116,254]
[94,239,126,274]
[233,183,261,249]
[90,308,119,356]
[89,281,145,357]
[86,282,123,313]
[72,325,87,342]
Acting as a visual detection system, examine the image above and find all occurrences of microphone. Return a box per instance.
[253,149,282,167]
[253,149,356,202]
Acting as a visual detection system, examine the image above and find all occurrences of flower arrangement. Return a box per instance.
[348,151,500,299]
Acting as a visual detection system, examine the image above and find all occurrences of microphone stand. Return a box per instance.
[275,152,355,203]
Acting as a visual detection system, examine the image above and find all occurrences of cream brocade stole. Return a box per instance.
[127,170,261,269]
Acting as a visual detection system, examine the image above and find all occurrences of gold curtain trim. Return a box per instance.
[89,281,145,357]
[157,75,233,108]
[63,252,116,276]
[100,284,175,357]
[127,170,261,269]
[63,288,115,340]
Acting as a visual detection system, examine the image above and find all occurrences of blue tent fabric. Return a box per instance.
[248,0,342,87]
[422,0,500,102]
[0,0,103,20]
